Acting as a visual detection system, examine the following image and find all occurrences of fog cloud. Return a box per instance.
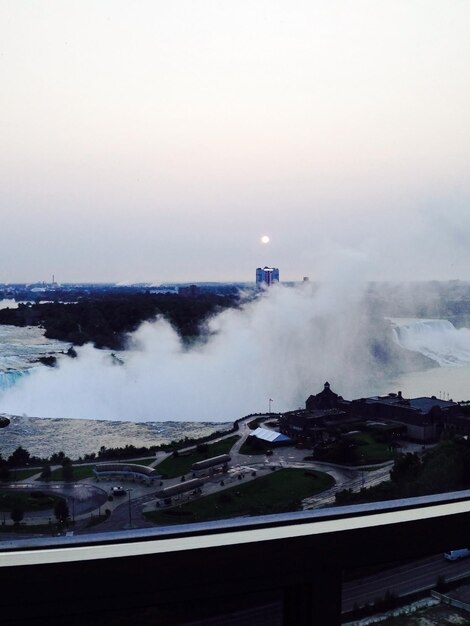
[0,279,388,422]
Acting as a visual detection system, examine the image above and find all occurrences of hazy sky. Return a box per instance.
[1,1,469,284]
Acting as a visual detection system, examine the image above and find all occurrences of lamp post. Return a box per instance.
[127,489,132,528]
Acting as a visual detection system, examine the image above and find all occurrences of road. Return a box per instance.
[342,553,470,613]
[1,482,108,519]
[303,463,392,509]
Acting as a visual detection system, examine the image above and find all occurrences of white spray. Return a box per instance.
[0,277,385,422]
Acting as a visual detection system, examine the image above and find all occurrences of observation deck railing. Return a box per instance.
[2,490,470,625]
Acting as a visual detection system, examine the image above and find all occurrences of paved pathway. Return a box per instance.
[0,415,397,533]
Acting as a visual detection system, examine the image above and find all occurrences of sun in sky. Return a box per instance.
[261,236,270,244]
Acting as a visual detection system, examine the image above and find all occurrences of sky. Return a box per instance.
[1,1,470,284]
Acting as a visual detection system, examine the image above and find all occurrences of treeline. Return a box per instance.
[0,292,239,349]
[335,438,470,505]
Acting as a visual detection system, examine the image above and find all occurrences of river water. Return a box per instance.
[0,324,231,458]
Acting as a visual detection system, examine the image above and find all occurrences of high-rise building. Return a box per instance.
[256,266,279,286]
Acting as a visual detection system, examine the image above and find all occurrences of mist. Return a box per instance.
[0,279,394,422]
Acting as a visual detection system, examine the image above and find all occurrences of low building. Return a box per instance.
[191,454,231,477]
[349,393,461,442]
[93,463,161,485]
[156,478,204,504]
[445,412,470,437]
[279,408,352,447]
[282,383,465,445]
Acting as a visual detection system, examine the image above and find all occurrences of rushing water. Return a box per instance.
[0,324,68,391]
[0,414,231,460]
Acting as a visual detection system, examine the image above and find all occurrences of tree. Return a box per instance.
[390,453,421,486]
[54,499,69,524]
[0,460,10,481]
[40,464,52,481]
[11,507,24,526]
[61,458,74,482]
[50,451,65,464]
[8,446,30,468]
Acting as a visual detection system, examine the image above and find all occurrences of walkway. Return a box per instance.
[0,415,397,533]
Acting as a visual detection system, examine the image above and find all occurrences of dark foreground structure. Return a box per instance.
[2,490,470,625]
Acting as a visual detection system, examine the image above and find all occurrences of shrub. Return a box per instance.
[11,507,24,526]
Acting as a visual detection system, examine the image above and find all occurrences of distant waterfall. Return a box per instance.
[390,318,470,366]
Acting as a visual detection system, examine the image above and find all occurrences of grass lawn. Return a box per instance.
[155,436,240,478]
[0,490,64,512]
[349,432,394,464]
[145,468,334,525]
[6,469,41,481]
[247,417,265,430]
[47,465,95,481]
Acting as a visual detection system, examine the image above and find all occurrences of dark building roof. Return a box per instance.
[408,397,456,412]
[306,382,345,411]
[94,463,160,477]
[191,454,231,471]
[157,478,204,498]
[294,385,464,440]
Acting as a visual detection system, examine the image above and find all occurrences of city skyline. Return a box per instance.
[1,1,470,284]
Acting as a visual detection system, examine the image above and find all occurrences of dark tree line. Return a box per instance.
[0,292,239,349]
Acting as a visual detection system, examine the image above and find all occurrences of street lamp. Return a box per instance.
[127,489,132,528]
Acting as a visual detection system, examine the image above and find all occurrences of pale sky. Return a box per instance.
[1,1,469,284]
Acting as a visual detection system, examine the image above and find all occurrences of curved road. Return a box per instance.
[1,482,108,519]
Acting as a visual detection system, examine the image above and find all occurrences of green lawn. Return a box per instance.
[0,490,64,512]
[316,430,394,465]
[145,468,334,525]
[47,465,95,481]
[6,469,41,481]
[349,432,394,464]
[155,436,240,478]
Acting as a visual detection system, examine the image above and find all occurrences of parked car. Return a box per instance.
[111,486,126,497]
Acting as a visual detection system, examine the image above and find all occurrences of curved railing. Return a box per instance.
[2,490,470,625]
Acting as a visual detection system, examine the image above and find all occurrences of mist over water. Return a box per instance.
[0,282,385,422]
[2,284,470,421]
